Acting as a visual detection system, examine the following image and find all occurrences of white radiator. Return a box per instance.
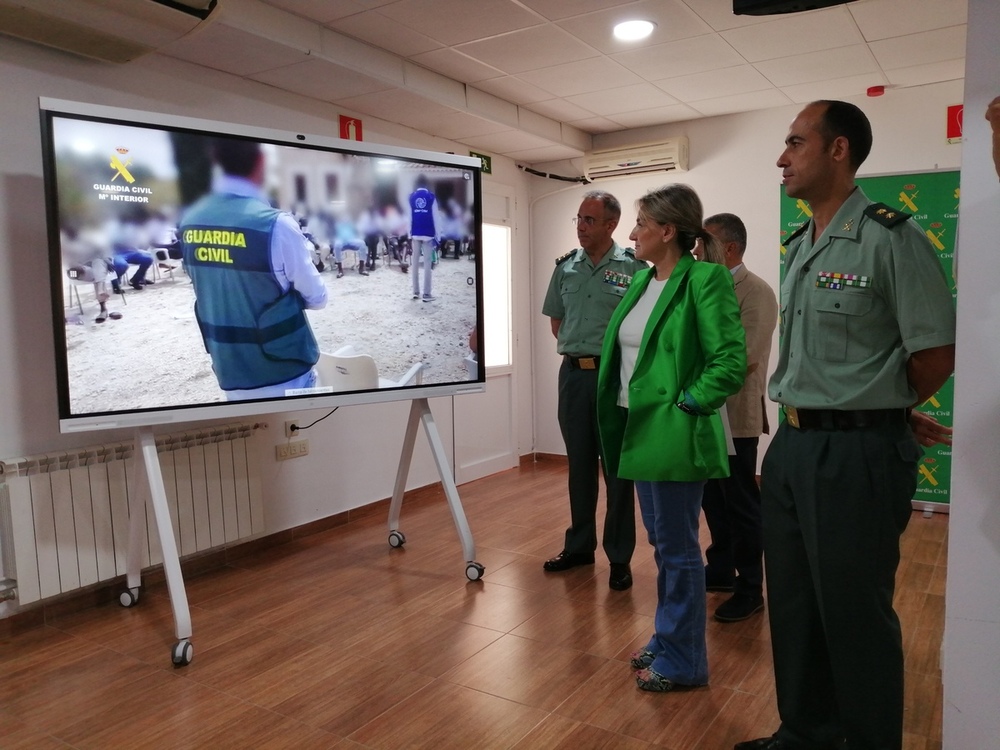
[0,423,263,606]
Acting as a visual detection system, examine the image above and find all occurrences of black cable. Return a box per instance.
[289,407,338,433]
[516,164,590,183]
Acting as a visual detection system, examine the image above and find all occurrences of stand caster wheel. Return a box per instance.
[388,530,406,548]
[171,639,193,667]
[119,588,139,607]
[465,562,485,581]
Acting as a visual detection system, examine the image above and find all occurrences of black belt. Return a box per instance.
[783,406,907,431]
[565,355,600,370]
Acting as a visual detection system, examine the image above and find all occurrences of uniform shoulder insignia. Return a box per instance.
[785,222,810,244]
[555,250,575,265]
[621,247,637,258]
[864,203,911,228]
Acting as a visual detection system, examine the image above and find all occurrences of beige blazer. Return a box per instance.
[727,264,778,438]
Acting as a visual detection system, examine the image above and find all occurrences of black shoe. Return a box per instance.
[609,563,632,591]
[542,551,594,572]
[705,566,735,593]
[714,593,765,623]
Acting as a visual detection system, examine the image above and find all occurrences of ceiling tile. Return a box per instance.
[884,58,966,88]
[565,83,680,116]
[780,72,890,104]
[656,65,774,102]
[524,98,599,122]
[161,23,307,76]
[457,25,598,75]
[848,0,968,43]
[557,0,713,54]
[337,87,457,130]
[612,34,745,81]
[755,44,880,88]
[720,7,864,63]
[432,111,514,140]
[262,0,398,24]
[679,0,776,32]
[474,76,554,104]
[607,103,703,128]
[409,48,504,84]
[329,10,442,57]
[869,25,967,70]
[518,0,631,21]
[377,0,543,46]
[517,57,644,98]
[690,88,794,117]
[249,58,392,100]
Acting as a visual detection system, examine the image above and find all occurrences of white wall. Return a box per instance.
[529,80,965,462]
[0,38,533,545]
[943,0,1000,745]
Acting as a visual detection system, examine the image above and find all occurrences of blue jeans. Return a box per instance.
[636,479,709,685]
[112,246,153,285]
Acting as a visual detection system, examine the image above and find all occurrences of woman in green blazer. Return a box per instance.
[597,184,746,692]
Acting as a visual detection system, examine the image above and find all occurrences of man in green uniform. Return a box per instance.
[736,101,956,750]
[542,190,647,591]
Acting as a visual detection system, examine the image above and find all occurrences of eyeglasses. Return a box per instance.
[572,215,604,227]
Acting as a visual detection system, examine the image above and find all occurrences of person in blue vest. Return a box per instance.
[409,174,438,301]
[179,138,328,401]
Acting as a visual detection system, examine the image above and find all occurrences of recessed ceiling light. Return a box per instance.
[614,20,655,41]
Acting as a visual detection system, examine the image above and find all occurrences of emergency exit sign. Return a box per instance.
[470,151,492,174]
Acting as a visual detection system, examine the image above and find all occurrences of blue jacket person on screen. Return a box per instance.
[179,138,328,401]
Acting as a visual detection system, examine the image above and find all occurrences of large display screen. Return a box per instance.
[41,99,484,432]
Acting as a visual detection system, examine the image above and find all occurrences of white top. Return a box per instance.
[617,275,668,407]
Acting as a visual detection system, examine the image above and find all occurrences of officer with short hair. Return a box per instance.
[736,101,956,750]
[180,137,328,401]
[541,190,647,591]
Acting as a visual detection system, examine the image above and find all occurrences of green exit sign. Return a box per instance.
[470,151,492,174]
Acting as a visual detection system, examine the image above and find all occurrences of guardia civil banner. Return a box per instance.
[779,170,959,510]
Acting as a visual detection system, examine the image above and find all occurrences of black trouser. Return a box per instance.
[761,419,919,750]
[556,358,635,565]
[702,436,763,596]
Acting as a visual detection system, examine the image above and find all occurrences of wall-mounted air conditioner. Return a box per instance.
[0,0,218,64]
[584,137,689,181]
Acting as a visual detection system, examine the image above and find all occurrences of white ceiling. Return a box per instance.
[26,0,974,164]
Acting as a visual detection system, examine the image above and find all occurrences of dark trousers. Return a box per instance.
[557,359,635,565]
[761,420,919,750]
[702,436,763,596]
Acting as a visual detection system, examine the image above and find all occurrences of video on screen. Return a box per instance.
[43,107,484,429]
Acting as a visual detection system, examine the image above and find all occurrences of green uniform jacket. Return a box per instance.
[597,254,747,482]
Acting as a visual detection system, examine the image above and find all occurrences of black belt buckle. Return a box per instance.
[577,356,597,370]
[784,405,801,428]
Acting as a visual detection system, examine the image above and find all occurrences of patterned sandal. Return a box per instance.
[635,667,678,692]
[629,648,655,670]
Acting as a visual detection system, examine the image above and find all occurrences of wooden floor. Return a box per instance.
[0,457,946,749]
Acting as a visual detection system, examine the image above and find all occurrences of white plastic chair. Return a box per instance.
[315,345,424,391]
[66,260,123,314]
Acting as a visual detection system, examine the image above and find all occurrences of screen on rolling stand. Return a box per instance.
[40,99,485,433]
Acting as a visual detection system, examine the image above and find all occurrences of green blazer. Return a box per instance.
[597,254,747,482]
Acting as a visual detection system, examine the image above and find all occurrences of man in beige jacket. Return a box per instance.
[698,213,778,622]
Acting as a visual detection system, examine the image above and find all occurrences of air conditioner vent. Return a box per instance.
[584,137,689,181]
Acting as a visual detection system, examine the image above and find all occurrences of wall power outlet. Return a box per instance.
[275,439,309,461]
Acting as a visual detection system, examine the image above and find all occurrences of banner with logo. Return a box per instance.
[779,170,959,509]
